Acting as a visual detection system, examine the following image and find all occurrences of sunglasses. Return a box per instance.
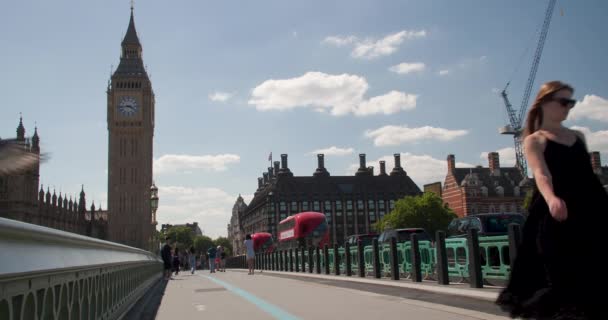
[551,97,576,108]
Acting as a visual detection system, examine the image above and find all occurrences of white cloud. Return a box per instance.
[569,126,608,155]
[352,30,427,59]
[480,147,516,167]
[323,30,426,59]
[248,72,417,116]
[365,125,468,146]
[389,62,426,75]
[346,153,475,188]
[292,31,298,38]
[568,94,608,123]
[154,154,240,174]
[322,35,357,46]
[309,146,354,156]
[356,91,417,116]
[209,92,233,102]
[156,186,240,239]
[438,69,450,76]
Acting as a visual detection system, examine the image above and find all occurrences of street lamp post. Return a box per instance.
[150,183,159,252]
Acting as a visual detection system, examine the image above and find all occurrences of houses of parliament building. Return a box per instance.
[1,7,156,250]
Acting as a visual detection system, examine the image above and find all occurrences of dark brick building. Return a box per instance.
[241,153,421,245]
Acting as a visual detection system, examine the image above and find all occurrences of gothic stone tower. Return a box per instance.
[107,8,155,249]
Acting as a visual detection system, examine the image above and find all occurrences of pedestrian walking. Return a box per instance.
[172,247,180,276]
[161,237,172,280]
[496,81,608,319]
[207,246,217,273]
[189,246,196,274]
[244,234,255,275]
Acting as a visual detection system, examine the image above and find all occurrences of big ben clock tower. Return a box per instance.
[107,7,155,249]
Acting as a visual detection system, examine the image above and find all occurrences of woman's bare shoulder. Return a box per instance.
[524,131,548,148]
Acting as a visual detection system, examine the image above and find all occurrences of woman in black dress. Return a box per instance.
[496,81,608,319]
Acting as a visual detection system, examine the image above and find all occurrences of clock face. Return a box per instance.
[118,96,138,116]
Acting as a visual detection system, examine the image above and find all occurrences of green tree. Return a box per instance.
[214,236,233,256]
[193,235,214,255]
[166,226,194,250]
[375,192,457,237]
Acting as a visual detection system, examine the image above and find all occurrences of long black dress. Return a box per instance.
[496,136,608,319]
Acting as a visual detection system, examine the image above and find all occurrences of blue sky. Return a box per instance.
[1,1,607,238]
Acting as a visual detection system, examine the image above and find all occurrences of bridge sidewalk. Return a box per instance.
[150,270,509,320]
[248,268,502,302]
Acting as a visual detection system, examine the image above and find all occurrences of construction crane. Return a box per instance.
[499,0,557,177]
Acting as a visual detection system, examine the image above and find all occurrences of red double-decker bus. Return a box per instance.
[277,211,330,250]
[251,232,274,253]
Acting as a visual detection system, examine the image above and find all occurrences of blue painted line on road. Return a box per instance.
[200,275,301,320]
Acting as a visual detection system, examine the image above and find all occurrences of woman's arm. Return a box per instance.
[524,133,568,221]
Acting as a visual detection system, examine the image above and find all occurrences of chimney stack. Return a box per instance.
[390,153,406,176]
[368,166,374,176]
[278,154,293,177]
[356,154,371,176]
[257,177,263,189]
[268,167,274,179]
[379,161,387,176]
[590,151,601,174]
[488,152,500,175]
[447,154,456,173]
[274,161,280,175]
[263,172,269,185]
[314,154,330,177]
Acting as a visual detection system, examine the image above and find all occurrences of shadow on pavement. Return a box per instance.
[124,278,169,320]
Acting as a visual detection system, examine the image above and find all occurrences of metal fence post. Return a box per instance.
[468,228,483,288]
[411,234,422,282]
[372,238,381,279]
[324,244,330,275]
[390,237,399,280]
[436,231,449,285]
[333,243,340,276]
[358,239,365,277]
[345,242,352,277]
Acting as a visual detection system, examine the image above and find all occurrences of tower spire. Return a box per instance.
[32,124,40,153]
[16,113,25,141]
[122,4,141,46]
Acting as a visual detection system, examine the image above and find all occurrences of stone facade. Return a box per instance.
[228,195,247,255]
[107,8,155,249]
[0,118,107,238]
[241,153,422,245]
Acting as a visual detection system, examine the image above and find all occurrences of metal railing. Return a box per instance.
[0,218,162,320]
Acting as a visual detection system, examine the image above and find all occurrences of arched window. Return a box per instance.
[496,186,504,197]
[481,186,488,197]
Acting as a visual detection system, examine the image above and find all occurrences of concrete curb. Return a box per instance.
[231,269,500,302]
